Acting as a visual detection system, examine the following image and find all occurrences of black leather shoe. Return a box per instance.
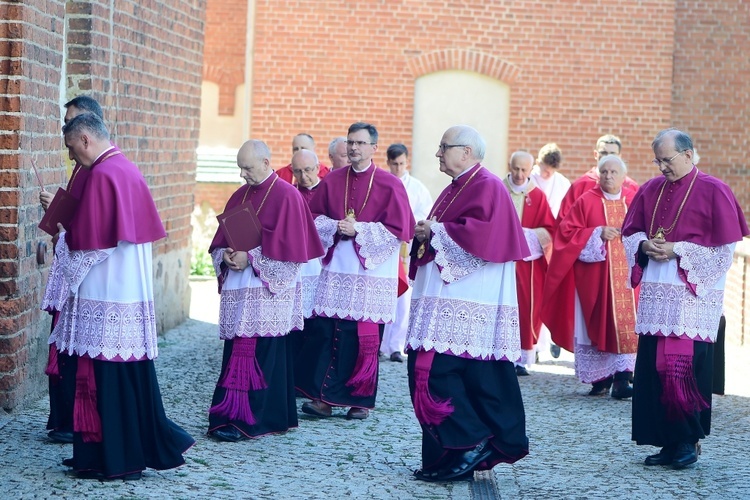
[515,365,530,376]
[672,443,698,469]
[413,468,473,482]
[390,352,405,363]
[209,426,247,442]
[48,430,74,444]
[439,439,493,481]
[610,380,633,400]
[644,445,675,466]
[62,457,74,467]
[122,472,142,481]
[588,377,613,396]
[550,344,561,358]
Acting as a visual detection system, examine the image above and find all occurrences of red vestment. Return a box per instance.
[276,163,331,184]
[502,179,555,351]
[558,167,639,223]
[543,187,639,354]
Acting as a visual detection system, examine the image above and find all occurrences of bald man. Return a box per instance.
[276,133,330,184]
[208,140,324,442]
[502,151,555,376]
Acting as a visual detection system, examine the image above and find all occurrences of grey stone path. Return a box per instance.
[2,279,749,499]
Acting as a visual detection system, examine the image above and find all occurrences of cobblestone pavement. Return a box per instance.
[2,279,749,499]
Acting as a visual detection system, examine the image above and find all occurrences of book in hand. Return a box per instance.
[217,199,263,251]
[38,188,79,236]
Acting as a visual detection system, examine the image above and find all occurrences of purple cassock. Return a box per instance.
[622,166,748,451]
[208,172,325,439]
[295,162,415,412]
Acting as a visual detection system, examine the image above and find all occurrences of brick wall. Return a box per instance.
[203,0,247,116]
[0,1,206,411]
[246,1,674,181]
[672,0,750,210]
[1,0,67,411]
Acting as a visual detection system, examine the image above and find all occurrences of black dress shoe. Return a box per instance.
[62,457,74,467]
[413,468,473,482]
[515,365,530,376]
[588,377,613,396]
[121,472,142,481]
[390,352,405,363]
[644,445,675,466]
[209,426,247,442]
[550,344,561,358]
[439,439,493,481]
[671,443,698,469]
[610,380,633,400]
[48,430,74,444]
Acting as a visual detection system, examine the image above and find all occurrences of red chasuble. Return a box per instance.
[66,147,166,251]
[558,167,639,223]
[276,163,331,184]
[209,172,324,263]
[543,187,639,354]
[503,180,556,350]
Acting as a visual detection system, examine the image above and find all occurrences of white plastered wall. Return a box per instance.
[411,70,510,199]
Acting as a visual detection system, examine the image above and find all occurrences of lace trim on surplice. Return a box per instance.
[673,242,733,297]
[313,270,397,323]
[55,234,111,292]
[41,255,70,311]
[635,282,723,342]
[315,215,338,252]
[51,297,158,360]
[578,227,606,263]
[353,221,400,270]
[431,223,487,284]
[622,232,647,288]
[219,285,301,339]
[248,247,301,295]
[406,296,521,361]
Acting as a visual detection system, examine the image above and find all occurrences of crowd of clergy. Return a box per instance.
[40,94,748,482]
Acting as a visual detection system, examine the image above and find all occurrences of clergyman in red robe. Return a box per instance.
[543,155,639,398]
[502,151,555,376]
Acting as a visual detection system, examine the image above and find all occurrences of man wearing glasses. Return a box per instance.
[296,122,414,420]
[276,133,330,184]
[622,128,748,469]
[558,134,639,222]
[406,125,530,481]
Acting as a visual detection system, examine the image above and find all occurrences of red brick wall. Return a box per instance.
[1,0,67,411]
[203,0,247,115]
[0,1,206,410]
[672,0,750,209]
[247,1,674,180]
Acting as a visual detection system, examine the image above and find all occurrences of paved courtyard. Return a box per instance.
[1,279,749,499]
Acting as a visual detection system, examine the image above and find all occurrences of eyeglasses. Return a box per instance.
[438,143,467,153]
[346,140,375,147]
[652,151,685,168]
[292,167,316,175]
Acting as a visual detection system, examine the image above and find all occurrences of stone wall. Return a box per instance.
[0,0,206,411]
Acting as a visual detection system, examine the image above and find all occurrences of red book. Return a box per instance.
[38,188,79,236]
[217,199,263,251]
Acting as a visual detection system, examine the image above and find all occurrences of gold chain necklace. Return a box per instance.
[648,168,698,239]
[241,175,278,215]
[417,165,483,258]
[344,164,376,218]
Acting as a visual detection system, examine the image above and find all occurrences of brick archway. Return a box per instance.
[407,49,521,84]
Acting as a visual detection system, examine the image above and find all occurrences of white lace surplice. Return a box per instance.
[312,216,401,323]
[214,246,303,339]
[406,224,522,362]
[623,232,733,342]
[49,234,159,361]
